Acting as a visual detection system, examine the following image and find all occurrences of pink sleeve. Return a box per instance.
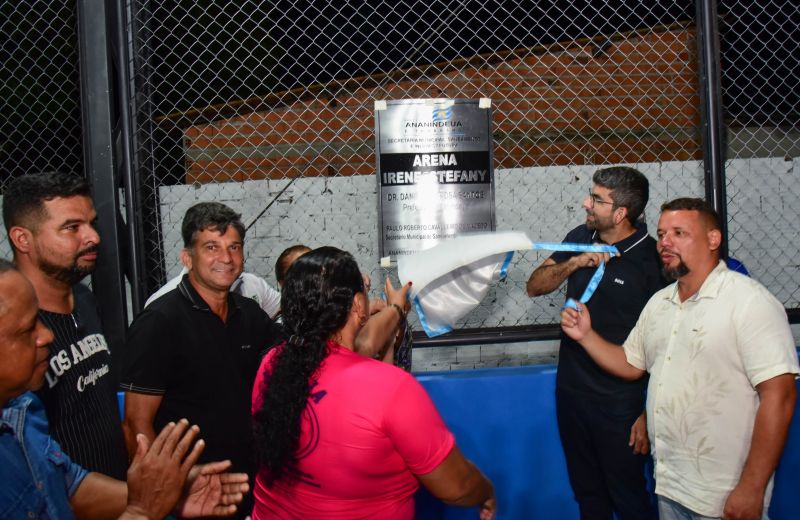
[383,374,455,475]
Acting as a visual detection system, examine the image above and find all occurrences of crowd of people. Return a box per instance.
[0,168,797,520]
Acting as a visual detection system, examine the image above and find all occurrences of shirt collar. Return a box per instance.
[614,225,649,253]
[590,223,649,253]
[665,260,728,304]
[1,393,34,435]
[177,274,241,317]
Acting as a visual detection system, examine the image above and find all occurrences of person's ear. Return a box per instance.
[614,206,628,225]
[352,292,365,314]
[180,248,193,270]
[708,229,722,252]
[352,292,368,323]
[8,226,33,254]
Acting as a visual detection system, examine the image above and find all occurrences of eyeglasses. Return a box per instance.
[587,190,615,208]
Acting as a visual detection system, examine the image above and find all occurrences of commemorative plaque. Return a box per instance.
[375,99,495,258]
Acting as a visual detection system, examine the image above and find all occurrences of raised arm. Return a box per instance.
[417,446,496,519]
[354,278,411,360]
[527,252,610,297]
[723,373,797,519]
[560,302,645,381]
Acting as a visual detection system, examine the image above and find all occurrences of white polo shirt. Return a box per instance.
[145,269,281,319]
[623,261,799,517]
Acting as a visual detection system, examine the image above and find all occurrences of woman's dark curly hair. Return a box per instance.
[253,246,365,485]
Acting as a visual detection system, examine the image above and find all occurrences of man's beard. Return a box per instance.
[662,258,690,282]
[587,215,613,232]
[39,246,97,285]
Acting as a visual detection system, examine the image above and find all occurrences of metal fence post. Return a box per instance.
[112,0,148,314]
[695,0,729,258]
[77,0,128,351]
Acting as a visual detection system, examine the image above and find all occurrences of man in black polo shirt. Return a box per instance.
[120,202,283,518]
[527,167,665,520]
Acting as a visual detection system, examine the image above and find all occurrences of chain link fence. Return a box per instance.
[719,0,800,310]
[128,0,710,332]
[2,1,798,337]
[1,1,83,186]
[1,0,83,261]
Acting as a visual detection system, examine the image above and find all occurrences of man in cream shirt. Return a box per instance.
[561,197,798,520]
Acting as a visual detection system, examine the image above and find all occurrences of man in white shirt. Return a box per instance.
[561,197,799,520]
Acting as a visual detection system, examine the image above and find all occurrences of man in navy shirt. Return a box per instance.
[0,259,248,519]
[528,167,665,520]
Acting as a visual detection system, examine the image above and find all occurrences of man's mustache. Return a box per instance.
[76,244,99,257]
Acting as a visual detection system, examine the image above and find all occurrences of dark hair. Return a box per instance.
[253,246,365,485]
[3,172,91,233]
[275,244,311,285]
[593,167,649,223]
[181,202,245,248]
[660,197,721,230]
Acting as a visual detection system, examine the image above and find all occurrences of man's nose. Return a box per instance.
[218,247,233,262]
[84,225,101,245]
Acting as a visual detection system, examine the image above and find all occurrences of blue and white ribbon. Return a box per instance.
[535,243,619,311]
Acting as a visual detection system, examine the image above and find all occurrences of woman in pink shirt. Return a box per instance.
[251,246,495,519]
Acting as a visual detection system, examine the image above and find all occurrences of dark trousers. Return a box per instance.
[556,389,655,520]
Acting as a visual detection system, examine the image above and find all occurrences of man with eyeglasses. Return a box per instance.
[527,166,666,520]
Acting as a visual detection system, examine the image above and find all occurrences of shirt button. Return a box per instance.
[28,512,35,519]
[37,482,44,490]
[667,356,671,361]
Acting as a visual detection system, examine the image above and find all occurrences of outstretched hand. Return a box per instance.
[560,302,592,342]
[177,460,250,518]
[125,419,205,519]
[385,277,412,315]
[125,419,249,519]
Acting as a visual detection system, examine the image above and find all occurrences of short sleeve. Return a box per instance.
[735,284,800,387]
[143,274,183,308]
[47,437,89,497]
[119,309,172,395]
[382,374,455,475]
[258,280,281,319]
[623,310,649,371]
